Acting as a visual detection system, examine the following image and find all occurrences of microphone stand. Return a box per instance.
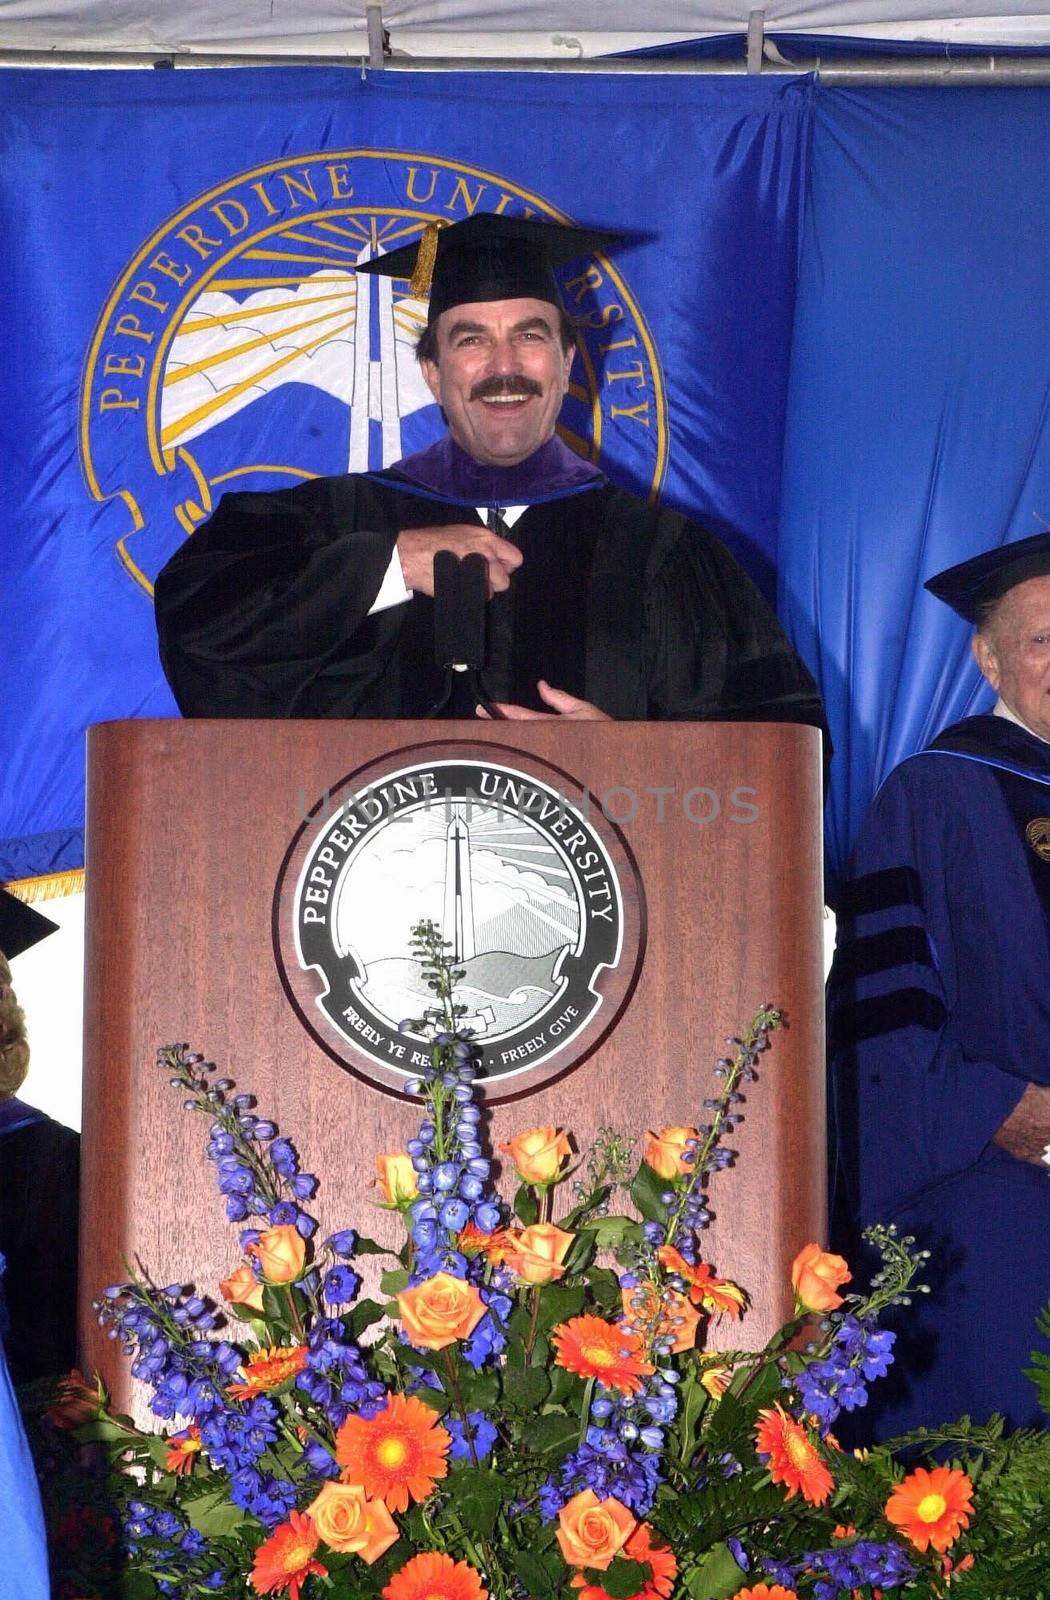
[427,550,506,720]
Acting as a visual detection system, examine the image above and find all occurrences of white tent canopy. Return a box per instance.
[3,0,1050,57]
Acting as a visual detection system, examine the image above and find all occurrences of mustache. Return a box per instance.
[469,376,543,401]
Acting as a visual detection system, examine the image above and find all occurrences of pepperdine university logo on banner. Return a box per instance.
[273,745,645,1101]
[80,151,665,596]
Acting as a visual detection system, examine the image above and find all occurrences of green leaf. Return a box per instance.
[144,1433,174,1469]
[579,1214,641,1249]
[561,1234,597,1277]
[509,1548,561,1598]
[585,1266,624,1310]
[459,1368,501,1412]
[528,1410,580,1456]
[630,1161,672,1224]
[548,1364,584,1406]
[261,1283,295,1332]
[118,1572,159,1600]
[412,1385,450,1414]
[447,1466,505,1537]
[683,1542,747,1599]
[349,1298,388,1339]
[533,1282,586,1335]
[380,1267,411,1296]
[184,1485,251,1537]
[514,1182,540,1226]
[349,1235,393,1256]
[388,1342,443,1374]
[76,1415,143,1444]
[503,1364,551,1410]
[595,1557,650,1598]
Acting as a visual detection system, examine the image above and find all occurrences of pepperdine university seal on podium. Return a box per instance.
[273,743,645,1101]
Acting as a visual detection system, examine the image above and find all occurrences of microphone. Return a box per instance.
[428,550,504,719]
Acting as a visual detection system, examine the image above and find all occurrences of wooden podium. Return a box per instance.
[81,719,824,1398]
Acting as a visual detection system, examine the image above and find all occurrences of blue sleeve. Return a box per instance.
[828,764,1027,1227]
[0,1334,50,1600]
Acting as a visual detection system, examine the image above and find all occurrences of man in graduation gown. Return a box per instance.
[155,213,824,729]
[828,531,1050,1432]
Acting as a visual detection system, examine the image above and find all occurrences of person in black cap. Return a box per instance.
[827,531,1050,1435]
[154,212,824,729]
[0,888,80,1386]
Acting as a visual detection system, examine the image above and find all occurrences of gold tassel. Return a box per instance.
[2,868,86,903]
[409,221,445,300]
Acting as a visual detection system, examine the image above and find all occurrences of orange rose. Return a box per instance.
[502,1224,575,1285]
[220,1261,266,1312]
[556,1489,637,1570]
[790,1243,851,1313]
[46,1369,100,1429]
[620,1282,701,1354]
[398,1271,487,1351]
[307,1481,399,1562]
[248,1223,307,1285]
[500,1127,572,1184]
[644,1126,698,1181]
[375,1152,419,1206]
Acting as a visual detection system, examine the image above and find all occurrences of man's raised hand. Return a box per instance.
[396,525,522,598]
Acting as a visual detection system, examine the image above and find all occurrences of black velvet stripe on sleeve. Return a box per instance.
[831,925,935,982]
[829,987,949,1051]
[835,865,925,922]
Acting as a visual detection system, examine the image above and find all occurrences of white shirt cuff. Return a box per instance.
[368,546,412,615]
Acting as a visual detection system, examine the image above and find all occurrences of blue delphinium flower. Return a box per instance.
[803,1539,915,1597]
[322,1265,361,1305]
[122,1500,221,1590]
[539,1424,663,1520]
[447,1411,498,1461]
[795,1315,896,1433]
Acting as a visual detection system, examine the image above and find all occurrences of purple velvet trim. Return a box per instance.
[390,434,603,506]
[0,1098,44,1137]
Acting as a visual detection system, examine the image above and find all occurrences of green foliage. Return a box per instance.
[681,1542,748,1600]
[598,1555,651,1597]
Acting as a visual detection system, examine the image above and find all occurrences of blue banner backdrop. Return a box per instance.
[0,67,812,882]
[778,86,1050,898]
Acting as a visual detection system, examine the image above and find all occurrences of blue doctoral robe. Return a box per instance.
[828,714,1050,1433]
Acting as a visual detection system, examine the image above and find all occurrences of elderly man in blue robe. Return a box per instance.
[829,530,1050,1433]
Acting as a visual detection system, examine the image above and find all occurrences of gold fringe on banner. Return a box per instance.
[2,869,86,904]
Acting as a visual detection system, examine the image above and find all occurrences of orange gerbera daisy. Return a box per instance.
[699,1360,732,1401]
[250,1511,328,1599]
[552,1315,655,1396]
[229,1345,309,1399]
[335,1392,450,1513]
[657,1246,746,1318]
[884,1465,974,1553]
[730,1587,798,1600]
[754,1406,834,1506]
[458,1222,511,1261]
[571,1523,678,1600]
[165,1426,202,1475]
[382,1551,488,1600]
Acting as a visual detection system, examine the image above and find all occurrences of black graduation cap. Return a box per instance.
[0,886,58,961]
[356,212,622,322]
[924,530,1050,624]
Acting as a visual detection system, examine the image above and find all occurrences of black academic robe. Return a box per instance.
[0,1102,80,1384]
[154,469,824,726]
[828,715,1050,1432]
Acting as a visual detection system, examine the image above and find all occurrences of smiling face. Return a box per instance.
[420,297,574,467]
[973,573,1050,742]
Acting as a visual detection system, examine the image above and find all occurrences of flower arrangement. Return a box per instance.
[46,922,1050,1599]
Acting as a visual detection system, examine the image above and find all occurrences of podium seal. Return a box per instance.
[273,742,645,1101]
